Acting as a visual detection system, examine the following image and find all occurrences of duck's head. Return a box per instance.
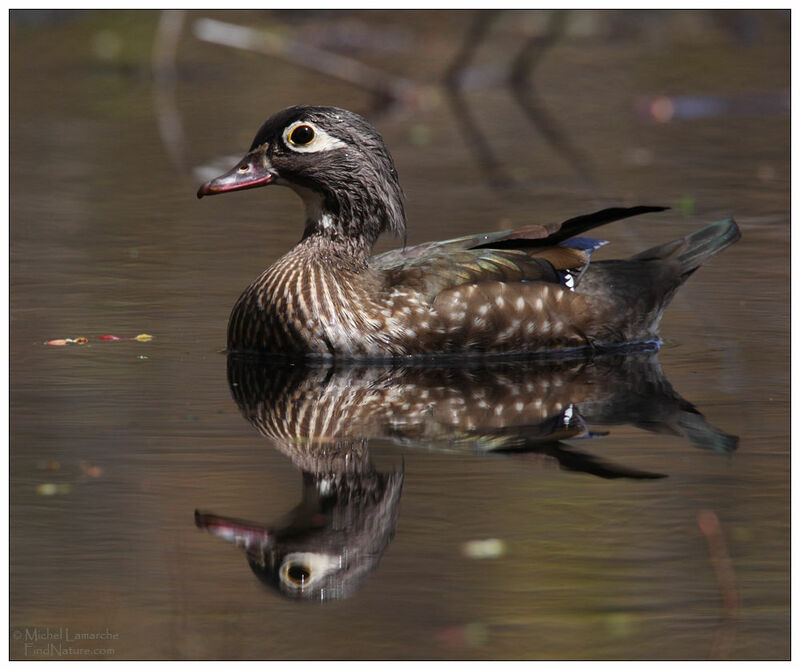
[198,105,406,250]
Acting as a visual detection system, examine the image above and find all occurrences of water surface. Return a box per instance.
[10,10,789,660]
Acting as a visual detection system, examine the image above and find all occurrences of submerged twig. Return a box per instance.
[152,10,189,175]
[508,10,597,186]
[193,18,415,108]
[178,12,600,188]
[442,10,597,189]
[442,10,513,188]
[697,509,739,660]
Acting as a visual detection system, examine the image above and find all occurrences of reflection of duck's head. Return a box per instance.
[196,468,403,601]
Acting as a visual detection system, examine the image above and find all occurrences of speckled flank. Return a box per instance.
[229,234,615,357]
[432,281,611,352]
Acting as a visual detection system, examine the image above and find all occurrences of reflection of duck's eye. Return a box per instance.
[280,552,338,594]
[286,564,311,586]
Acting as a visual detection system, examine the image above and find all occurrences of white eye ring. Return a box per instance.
[279,552,339,592]
[282,121,346,154]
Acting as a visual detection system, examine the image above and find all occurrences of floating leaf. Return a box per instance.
[408,123,432,146]
[676,195,696,216]
[36,483,72,496]
[79,461,103,478]
[49,333,153,345]
[435,622,488,648]
[462,538,506,559]
[47,336,89,345]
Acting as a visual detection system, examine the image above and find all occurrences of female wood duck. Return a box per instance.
[198,105,740,358]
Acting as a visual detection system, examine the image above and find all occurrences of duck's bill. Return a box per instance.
[197,153,277,198]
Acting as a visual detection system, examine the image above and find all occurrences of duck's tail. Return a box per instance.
[631,217,741,280]
[580,218,741,341]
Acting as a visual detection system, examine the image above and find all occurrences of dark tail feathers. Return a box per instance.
[677,409,739,454]
[632,218,741,279]
[580,218,740,341]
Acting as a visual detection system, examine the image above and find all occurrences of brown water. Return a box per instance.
[10,10,789,660]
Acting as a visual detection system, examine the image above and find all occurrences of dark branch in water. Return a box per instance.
[153,11,601,189]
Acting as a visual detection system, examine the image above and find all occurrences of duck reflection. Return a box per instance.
[196,351,736,601]
[195,466,403,601]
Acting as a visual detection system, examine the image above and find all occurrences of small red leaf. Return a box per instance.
[98,335,121,341]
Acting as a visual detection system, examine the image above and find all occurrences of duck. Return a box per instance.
[198,105,740,358]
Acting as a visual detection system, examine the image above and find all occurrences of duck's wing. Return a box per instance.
[380,246,585,300]
[373,206,666,301]
[470,206,667,250]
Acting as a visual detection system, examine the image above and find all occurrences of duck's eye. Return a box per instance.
[285,563,311,586]
[288,124,315,146]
